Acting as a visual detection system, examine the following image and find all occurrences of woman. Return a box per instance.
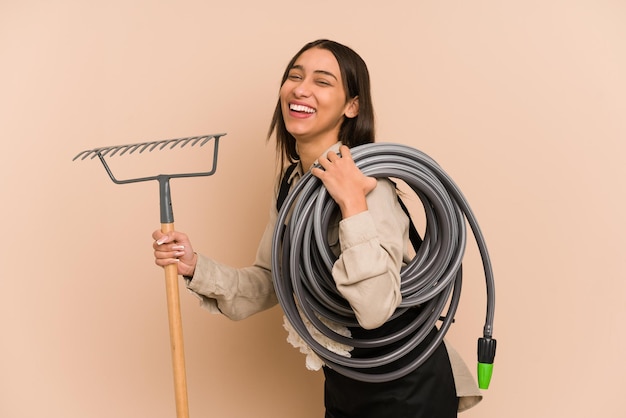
[153,39,480,417]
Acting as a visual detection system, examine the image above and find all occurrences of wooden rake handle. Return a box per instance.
[162,222,190,418]
[73,134,228,417]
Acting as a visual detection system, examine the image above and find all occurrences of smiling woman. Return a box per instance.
[277,47,359,164]
[269,39,375,171]
[152,39,481,418]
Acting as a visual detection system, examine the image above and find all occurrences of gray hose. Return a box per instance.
[271,142,496,383]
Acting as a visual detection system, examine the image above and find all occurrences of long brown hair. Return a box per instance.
[267,39,375,171]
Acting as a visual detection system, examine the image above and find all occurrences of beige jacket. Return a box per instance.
[186,144,482,411]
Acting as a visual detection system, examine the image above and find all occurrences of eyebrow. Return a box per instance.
[290,64,338,81]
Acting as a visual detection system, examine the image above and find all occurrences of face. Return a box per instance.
[279,47,358,147]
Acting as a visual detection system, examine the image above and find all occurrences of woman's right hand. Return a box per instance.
[152,229,198,278]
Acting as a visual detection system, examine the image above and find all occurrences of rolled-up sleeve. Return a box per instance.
[185,202,279,320]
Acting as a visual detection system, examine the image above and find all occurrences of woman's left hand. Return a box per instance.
[311,145,377,218]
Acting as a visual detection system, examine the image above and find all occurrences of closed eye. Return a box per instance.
[287,72,303,81]
[316,78,332,86]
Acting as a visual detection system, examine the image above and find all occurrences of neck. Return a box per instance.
[296,136,339,171]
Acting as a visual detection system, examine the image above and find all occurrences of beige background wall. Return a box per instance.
[1,1,624,417]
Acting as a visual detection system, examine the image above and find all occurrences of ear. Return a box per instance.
[344,96,359,119]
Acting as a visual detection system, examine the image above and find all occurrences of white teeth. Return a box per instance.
[290,103,315,113]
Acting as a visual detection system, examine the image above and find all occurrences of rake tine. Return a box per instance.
[84,149,100,160]
[178,137,194,148]
[171,137,190,149]
[160,138,178,150]
[138,142,158,153]
[109,146,125,157]
[99,147,116,158]
[199,136,213,146]
[178,136,200,149]
[189,137,204,147]
[150,141,166,152]
[166,139,180,150]
[118,145,135,156]
[118,144,137,156]
[127,144,143,155]
[72,150,90,161]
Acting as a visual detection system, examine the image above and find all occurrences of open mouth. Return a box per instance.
[289,103,316,114]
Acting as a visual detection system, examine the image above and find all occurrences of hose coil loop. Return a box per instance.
[271,142,495,383]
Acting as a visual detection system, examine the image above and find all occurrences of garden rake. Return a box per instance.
[73,133,227,418]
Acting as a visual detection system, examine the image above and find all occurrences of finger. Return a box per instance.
[316,155,331,170]
[154,231,186,246]
[153,238,171,250]
[155,234,171,246]
[154,257,180,267]
[154,242,186,255]
[311,166,327,179]
[339,145,353,161]
[327,151,340,162]
[154,248,186,264]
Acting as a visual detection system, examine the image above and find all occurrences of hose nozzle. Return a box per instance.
[477,337,497,389]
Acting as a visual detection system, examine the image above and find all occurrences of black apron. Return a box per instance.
[323,313,458,418]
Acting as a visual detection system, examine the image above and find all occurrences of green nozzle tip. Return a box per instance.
[477,362,493,389]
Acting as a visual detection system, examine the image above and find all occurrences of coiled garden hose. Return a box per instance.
[271,142,496,388]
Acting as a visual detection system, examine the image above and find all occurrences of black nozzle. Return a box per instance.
[477,337,497,389]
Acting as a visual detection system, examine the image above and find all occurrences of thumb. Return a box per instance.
[364,176,377,195]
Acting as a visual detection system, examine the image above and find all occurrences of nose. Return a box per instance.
[294,87,310,98]
[294,79,312,98]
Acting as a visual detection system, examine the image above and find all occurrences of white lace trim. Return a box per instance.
[283,312,353,371]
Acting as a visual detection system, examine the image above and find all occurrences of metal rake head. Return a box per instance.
[72,133,226,182]
[73,133,227,223]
